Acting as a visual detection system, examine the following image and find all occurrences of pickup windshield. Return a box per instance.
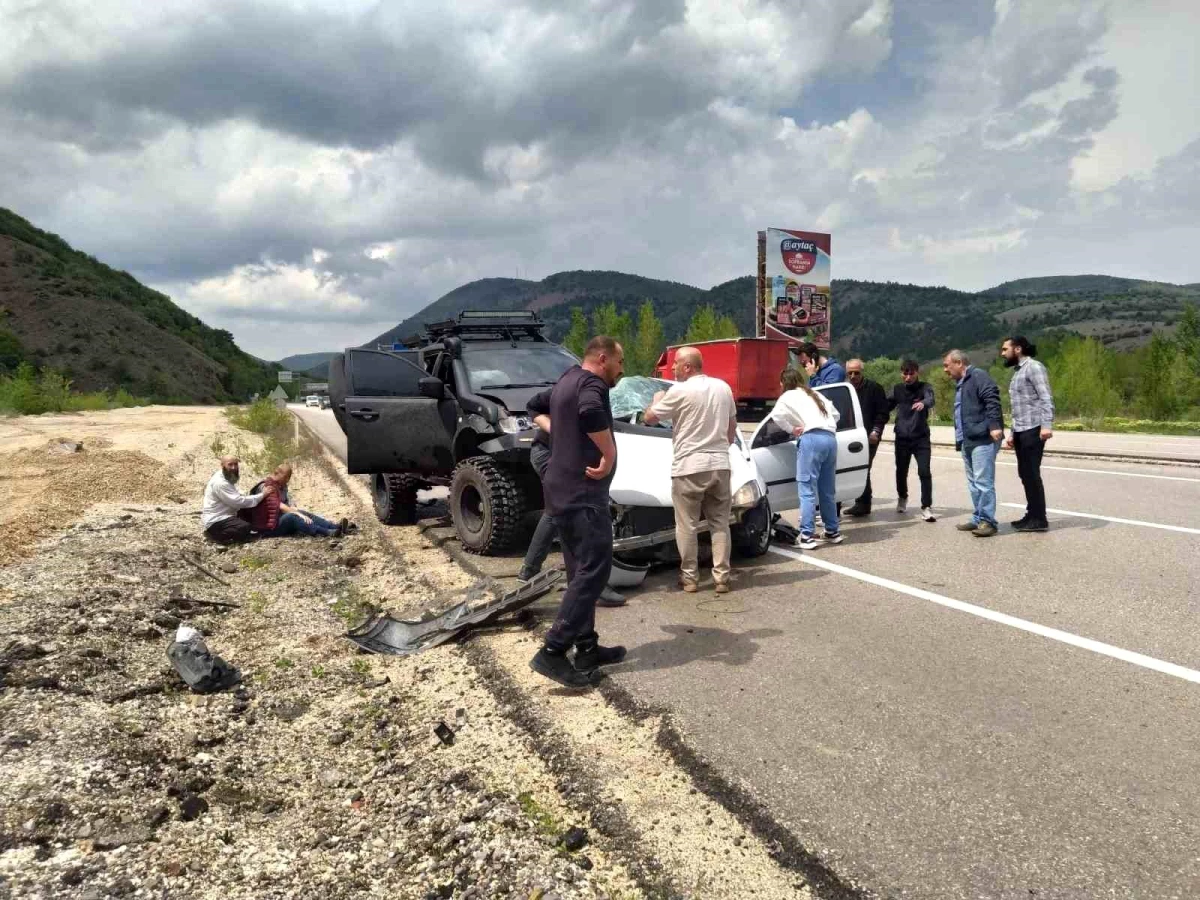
[464,346,578,393]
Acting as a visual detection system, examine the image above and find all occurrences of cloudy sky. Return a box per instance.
[1,0,1197,360]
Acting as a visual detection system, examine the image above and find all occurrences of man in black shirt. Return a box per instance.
[889,359,937,522]
[526,336,627,689]
[844,358,890,517]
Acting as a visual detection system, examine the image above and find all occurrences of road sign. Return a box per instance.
[278,371,294,383]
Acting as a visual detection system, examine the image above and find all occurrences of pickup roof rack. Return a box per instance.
[425,310,549,343]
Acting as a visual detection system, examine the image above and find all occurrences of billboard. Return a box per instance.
[758,228,831,348]
[278,371,294,383]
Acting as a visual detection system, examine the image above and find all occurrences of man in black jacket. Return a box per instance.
[943,349,1005,537]
[844,359,889,517]
[889,360,937,522]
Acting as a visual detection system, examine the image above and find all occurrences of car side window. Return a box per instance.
[816,384,856,432]
[752,418,793,449]
[348,349,426,397]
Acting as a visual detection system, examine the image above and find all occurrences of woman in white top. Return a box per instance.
[770,367,843,549]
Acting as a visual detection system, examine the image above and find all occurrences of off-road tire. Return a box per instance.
[732,496,772,558]
[373,473,420,525]
[450,456,526,555]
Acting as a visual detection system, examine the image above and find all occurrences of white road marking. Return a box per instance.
[1000,503,1200,535]
[767,545,1200,685]
[875,448,1200,483]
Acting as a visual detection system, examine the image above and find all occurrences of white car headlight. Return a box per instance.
[731,480,763,508]
[498,414,533,434]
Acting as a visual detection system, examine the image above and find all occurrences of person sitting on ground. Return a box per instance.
[249,463,350,538]
[202,456,273,545]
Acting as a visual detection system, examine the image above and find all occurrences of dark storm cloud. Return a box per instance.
[0,0,710,180]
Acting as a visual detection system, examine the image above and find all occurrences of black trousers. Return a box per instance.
[855,441,880,507]
[544,506,612,653]
[895,437,933,508]
[1013,427,1047,522]
[205,517,253,545]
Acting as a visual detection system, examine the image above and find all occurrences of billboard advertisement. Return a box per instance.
[760,228,831,348]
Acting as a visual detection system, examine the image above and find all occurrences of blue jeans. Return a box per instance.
[266,510,338,537]
[798,430,838,538]
[961,442,999,527]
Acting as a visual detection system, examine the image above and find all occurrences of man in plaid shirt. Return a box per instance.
[1000,336,1054,532]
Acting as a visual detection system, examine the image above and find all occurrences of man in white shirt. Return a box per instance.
[643,347,739,593]
[201,456,273,544]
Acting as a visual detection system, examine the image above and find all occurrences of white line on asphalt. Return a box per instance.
[766,545,1200,685]
[999,503,1200,535]
[875,448,1200,483]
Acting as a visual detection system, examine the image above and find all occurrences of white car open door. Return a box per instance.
[749,381,870,510]
[815,382,870,503]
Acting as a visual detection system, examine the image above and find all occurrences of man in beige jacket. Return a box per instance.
[643,346,739,593]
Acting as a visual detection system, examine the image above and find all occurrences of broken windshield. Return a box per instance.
[610,376,673,425]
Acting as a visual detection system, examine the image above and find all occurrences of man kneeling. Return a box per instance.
[248,464,349,538]
[202,456,272,544]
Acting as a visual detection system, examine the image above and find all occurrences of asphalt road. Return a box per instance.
[294,403,1200,898]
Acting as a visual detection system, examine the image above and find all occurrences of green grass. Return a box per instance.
[516,792,562,836]
[0,363,149,415]
[273,656,294,670]
[239,555,270,571]
[225,399,292,435]
[331,586,373,627]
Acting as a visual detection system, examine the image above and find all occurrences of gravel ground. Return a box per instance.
[0,408,813,899]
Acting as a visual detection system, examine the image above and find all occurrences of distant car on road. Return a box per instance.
[305,395,321,407]
[318,395,331,409]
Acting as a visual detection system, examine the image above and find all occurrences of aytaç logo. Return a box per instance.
[780,238,817,275]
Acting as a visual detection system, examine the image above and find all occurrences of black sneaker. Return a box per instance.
[336,517,349,537]
[821,532,845,545]
[530,648,599,689]
[597,586,627,607]
[1014,519,1049,532]
[1010,516,1030,529]
[845,504,871,518]
[574,640,627,671]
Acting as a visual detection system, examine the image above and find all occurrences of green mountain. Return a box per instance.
[0,207,279,402]
[277,352,338,374]
[366,270,1199,361]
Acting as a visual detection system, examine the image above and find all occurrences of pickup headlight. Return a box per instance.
[731,480,763,508]
[498,414,533,434]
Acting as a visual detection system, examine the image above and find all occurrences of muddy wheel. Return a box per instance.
[450,456,526,555]
[373,473,419,525]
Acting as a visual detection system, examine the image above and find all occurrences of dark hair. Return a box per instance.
[798,342,819,360]
[1009,335,1037,358]
[584,335,620,358]
[900,359,920,374]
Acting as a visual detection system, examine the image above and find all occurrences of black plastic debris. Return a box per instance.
[771,514,800,544]
[559,826,588,851]
[166,626,241,693]
[433,721,456,746]
[345,568,563,657]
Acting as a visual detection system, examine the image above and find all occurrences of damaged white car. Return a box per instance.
[607,376,870,566]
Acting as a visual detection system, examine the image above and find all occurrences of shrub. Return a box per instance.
[226,399,291,435]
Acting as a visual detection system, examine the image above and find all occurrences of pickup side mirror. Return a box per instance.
[418,376,446,400]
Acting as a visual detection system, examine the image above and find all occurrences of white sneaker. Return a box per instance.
[821,532,844,545]
[897,499,907,514]
[793,535,819,550]
[921,507,937,522]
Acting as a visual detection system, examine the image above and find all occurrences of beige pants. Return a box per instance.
[671,469,732,587]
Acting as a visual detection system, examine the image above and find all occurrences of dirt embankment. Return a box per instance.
[0,406,812,899]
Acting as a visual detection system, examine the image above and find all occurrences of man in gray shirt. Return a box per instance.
[1000,336,1054,532]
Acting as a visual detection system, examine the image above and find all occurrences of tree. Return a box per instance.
[1177,302,1200,375]
[714,314,741,340]
[1049,336,1121,425]
[563,308,588,358]
[591,302,633,352]
[862,357,902,390]
[1137,335,1187,421]
[630,301,665,377]
[683,305,719,343]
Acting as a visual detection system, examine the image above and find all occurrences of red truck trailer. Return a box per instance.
[655,338,795,412]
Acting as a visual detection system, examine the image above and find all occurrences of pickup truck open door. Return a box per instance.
[748,382,870,511]
[333,348,456,475]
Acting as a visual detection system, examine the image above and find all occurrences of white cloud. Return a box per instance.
[0,0,1197,359]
